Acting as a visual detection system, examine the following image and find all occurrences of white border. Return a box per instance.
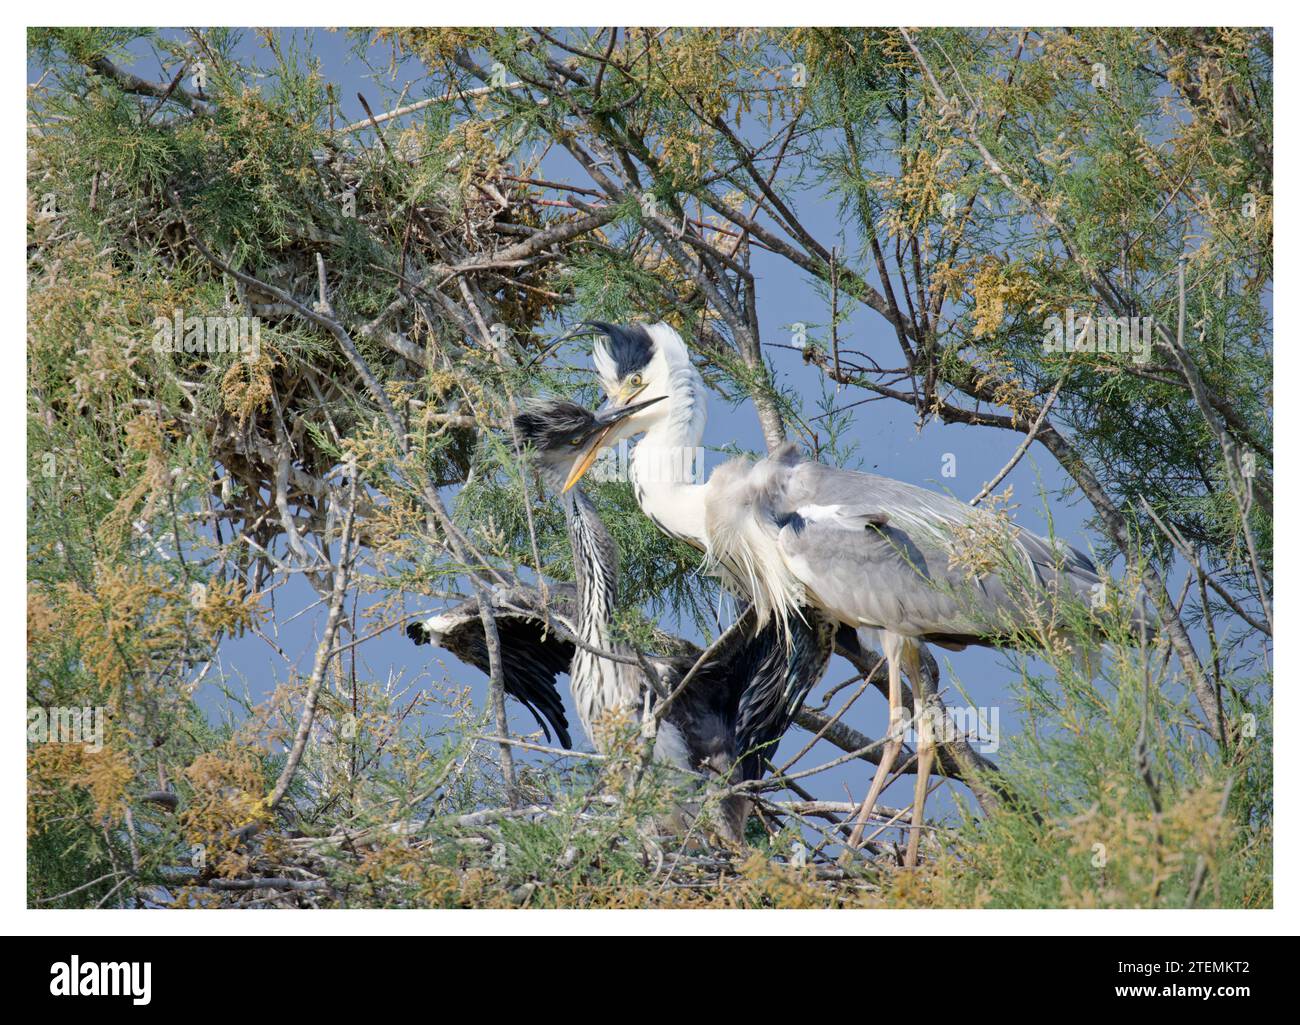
[9,5,1290,935]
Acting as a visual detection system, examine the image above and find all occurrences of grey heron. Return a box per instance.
[571,321,1115,867]
[407,397,834,841]
[512,395,834,840]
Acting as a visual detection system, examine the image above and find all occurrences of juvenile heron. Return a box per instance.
[572,321,1115,866]
[512,395,834,839]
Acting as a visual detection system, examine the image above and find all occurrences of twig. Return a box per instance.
[207,877,329,892]
[86,55,214,115]
[1139,496,1270,636]
[35,870,127,905]
[474,735,605,760]
[266,476,356,811]
[970,374,1067,506]
[335,82,529,134]
[1186,775,1235,907]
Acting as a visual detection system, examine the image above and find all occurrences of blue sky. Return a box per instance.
[36,28,1179,839]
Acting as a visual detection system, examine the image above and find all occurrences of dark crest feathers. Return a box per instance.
[513,396,599,452]
[587,321,655,379]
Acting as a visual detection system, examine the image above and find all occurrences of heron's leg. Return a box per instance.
[845,633,905,851]
[903,641,933,869]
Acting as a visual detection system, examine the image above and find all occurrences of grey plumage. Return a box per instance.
[710,441,1105,648]
[579,320,1140,866]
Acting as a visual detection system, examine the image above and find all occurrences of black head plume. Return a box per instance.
[513,396,601,454]
[587,321,655,380]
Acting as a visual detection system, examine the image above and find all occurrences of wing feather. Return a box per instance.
[771,459,1101,644]
[409,586,576,748]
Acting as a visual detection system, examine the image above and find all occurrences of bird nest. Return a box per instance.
[154,785,910,909]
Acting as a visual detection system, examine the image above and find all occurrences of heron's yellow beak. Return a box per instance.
[560,393,667,494]
[561,434,610,493]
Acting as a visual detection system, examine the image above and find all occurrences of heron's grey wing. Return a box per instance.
[409,586,576,748]
[784,461,1098,577]
[774,461,1101,644]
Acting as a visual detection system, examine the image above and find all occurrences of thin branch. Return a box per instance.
[266,476,356,811]
[969,374,1067,506]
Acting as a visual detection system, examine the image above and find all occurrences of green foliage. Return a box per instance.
[936,646,1271,909]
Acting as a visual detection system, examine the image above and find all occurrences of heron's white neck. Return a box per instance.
[629,368,710,548]
[565,492,641,744]
[565,489,691,770]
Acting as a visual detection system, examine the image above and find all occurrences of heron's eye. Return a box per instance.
[569,437,583,446]
[629,373,643,388]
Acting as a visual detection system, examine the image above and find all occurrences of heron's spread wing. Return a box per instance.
[773,459,1101,644]
[409,586,576,748]
[730,611,833,780]
[662,605,832,782]
[493,614,575,749]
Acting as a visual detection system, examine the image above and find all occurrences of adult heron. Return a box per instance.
[570,321,1114,867]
